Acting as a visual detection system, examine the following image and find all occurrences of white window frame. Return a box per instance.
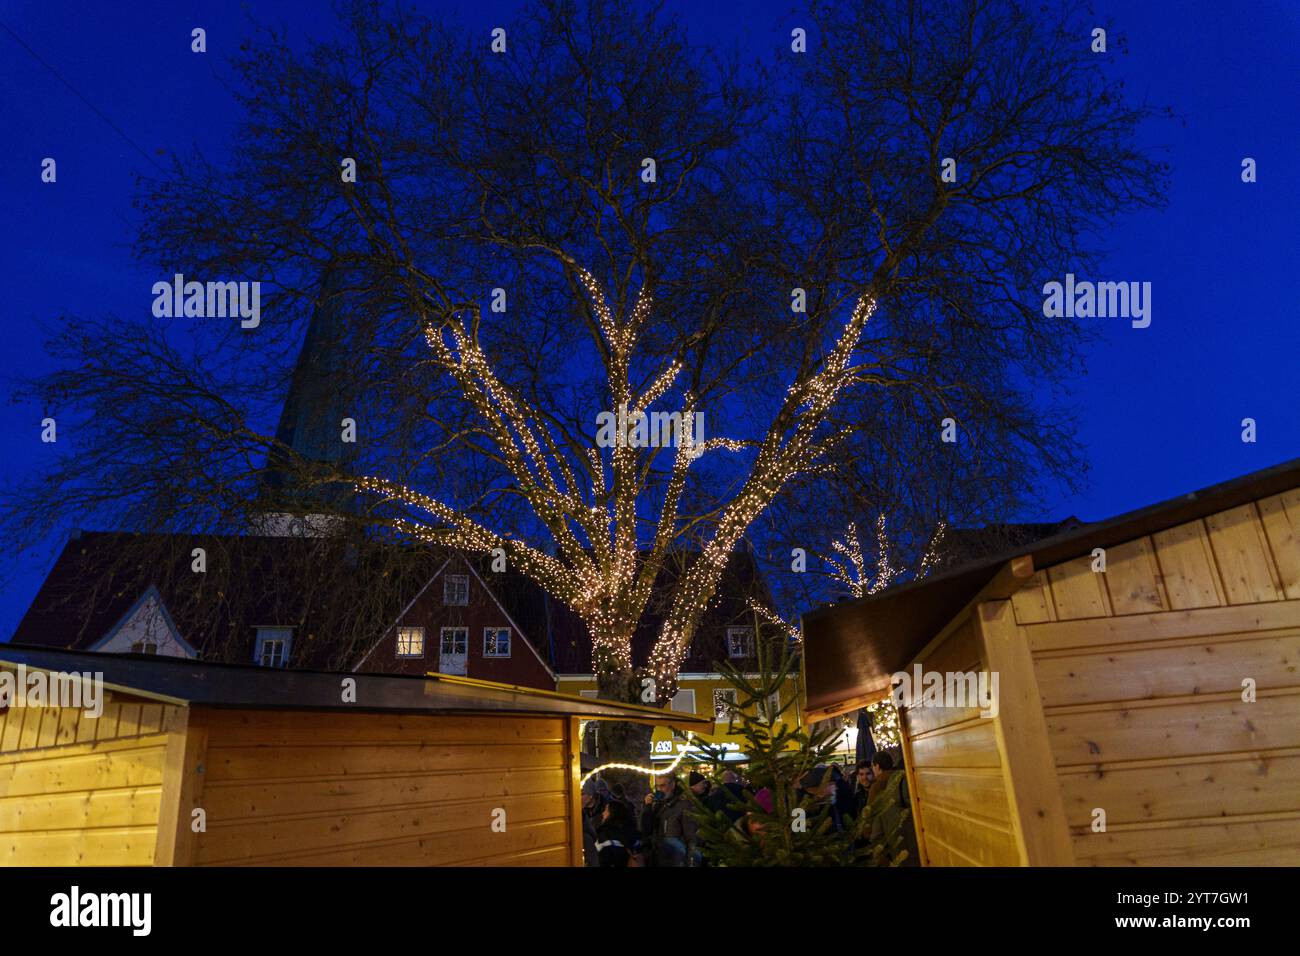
[670,689,697,715]
[759,689,781,723]
[712,688,737,722]
[443,574,470,606]
[254,627,294,668]
[439,626,468,655]
[395,626,425,658]
[726,626,754,659]
[483,627,511,658]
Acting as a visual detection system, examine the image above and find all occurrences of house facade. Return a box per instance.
[352,553,556,687]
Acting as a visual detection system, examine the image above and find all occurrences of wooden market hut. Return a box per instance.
[0,646,707,866]
[801,458,1300,867]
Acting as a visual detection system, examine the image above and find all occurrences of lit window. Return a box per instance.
[726,626,754,658]
[130,641,159,655]
[254,628,293,668]
[483,627,511,657]
[444,574,469,606]
[396,627,425,658]
[713,688,737,721]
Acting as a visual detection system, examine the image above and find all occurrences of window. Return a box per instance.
[440,627,468,655]
[396,627,425,658]
[443,574,469,606]
[713,688,737,722]
[130,640,159,655]
[254,627,293,668]
[483,627,511,658]
[670,689,697,714]
[759,690,781,723]
[726,626,754,659]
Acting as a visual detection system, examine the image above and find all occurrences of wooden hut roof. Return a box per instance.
[801,456,1300,716]
[0,645,709,729]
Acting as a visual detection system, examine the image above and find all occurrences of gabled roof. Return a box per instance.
[0,644,709,727]
[12,531,775,680]
[87,583,199,657]
[9,530,444,669]
[350,554,558,681]
[801,456,1300,715]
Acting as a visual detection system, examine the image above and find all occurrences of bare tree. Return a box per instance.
[5,0,1167,765]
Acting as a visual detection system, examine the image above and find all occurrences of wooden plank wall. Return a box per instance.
[0,690,184,865]
[901,617,1022,866]
[191,708,573,866]
[1009,489,1300,865]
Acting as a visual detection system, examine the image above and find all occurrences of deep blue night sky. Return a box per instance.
[1,0,1298,636]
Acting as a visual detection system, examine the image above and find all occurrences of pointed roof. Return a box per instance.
[261,266,358,509]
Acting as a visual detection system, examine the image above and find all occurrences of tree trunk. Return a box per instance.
[595,666,657,805]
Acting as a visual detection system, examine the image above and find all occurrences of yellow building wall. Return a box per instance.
[559,673,804,762]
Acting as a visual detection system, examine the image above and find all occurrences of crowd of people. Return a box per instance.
[579,748,913,867]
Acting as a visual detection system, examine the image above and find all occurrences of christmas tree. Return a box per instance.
[689,637,910,866]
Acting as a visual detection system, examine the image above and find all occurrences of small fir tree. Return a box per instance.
[689,637,909,866]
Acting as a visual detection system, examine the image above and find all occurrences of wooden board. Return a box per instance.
[1100,536,1169,616]
[1205,503,1284,605]
[1044,691,1300,766]
[1033,631,1300,707]
[1152,520,1226,610]
[976,600,1075,865]
[1058,752,1300,827]
[1258,490,1300,599]
[192,707,574,867]
[1073,814,1300,866]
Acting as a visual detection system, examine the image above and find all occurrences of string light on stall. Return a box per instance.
[579,731,696,787]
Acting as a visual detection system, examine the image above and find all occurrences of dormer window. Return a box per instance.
[254,627,293,668]
[443,574,469,606]
[726,626,754,659]
[130,640,159,655]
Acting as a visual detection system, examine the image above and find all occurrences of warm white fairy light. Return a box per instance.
[579,731,696,787]
[867,513,896,595]
[830,522,867,598]
[359,276,880,705]
[918,520,948,578]
[748,598,802,642]
[865,698,901,748]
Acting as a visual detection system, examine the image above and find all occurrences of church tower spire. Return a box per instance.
[257,266,358,532]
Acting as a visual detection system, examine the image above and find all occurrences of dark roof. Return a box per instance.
[0,644,709,726]
[10,531,443,669]
[801,456,1300,715]
[12,532,776,678]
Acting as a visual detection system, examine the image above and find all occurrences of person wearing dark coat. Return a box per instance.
[580,780,606,866]
[706,769,747,823]
[595,800,634,867]
[640,774,696,867]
